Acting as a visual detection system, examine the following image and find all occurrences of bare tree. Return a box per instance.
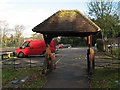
[0,20,9,47]
[14,25,24,47]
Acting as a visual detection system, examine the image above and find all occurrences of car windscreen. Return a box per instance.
[21,42,30,49]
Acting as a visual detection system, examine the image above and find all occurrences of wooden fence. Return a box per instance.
[97,37,120,59]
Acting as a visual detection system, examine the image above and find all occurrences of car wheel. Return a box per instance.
[18,52,25,58]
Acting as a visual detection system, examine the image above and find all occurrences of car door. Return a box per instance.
[24,42,31,55]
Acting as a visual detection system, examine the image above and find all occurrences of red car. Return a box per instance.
[16,40,56,57]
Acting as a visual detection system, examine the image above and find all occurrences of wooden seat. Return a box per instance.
[0,53,8,60]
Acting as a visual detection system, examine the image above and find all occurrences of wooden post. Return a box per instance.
[42,34,56,74]
[14,59,15,69]
[46,44,52,70]
[87,35,95,74]
[1,55,3,60]
[88,35,92,47]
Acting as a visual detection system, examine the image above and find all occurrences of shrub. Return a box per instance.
[96,39,105,52]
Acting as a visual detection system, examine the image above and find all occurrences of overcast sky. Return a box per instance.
[0,0,119,37]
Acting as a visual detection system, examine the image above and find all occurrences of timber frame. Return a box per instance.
[32,10,101,74]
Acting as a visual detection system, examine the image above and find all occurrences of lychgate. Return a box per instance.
[32,10,101,74]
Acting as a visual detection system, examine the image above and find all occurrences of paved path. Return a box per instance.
[43,48,89,88]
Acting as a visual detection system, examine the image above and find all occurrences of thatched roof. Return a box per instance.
[32,10,101,37]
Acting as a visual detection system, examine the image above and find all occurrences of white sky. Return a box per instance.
[0,0,119,37]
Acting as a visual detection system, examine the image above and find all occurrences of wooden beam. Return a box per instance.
[88,35,92,47]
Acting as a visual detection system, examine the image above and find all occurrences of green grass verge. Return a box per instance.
[91,68,120,88]
[2,67,47,88]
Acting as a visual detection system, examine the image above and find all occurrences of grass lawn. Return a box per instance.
[91,50,120,88]
[90,68,120,88]
[2,49,62,88]
[2,67,47,88]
